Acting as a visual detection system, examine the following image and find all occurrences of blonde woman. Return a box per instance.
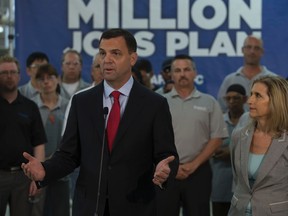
[229,75,288,216]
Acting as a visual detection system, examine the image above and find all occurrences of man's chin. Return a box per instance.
[103,74,115,81]
[0,86,17,93]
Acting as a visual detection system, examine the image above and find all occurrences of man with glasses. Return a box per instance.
[59,49,90,99]
[157,54,228,216]
[19,52,50,99]
[59,49,90,202]
[0,55,46,216]
[18,52,50,216]
[217,35,276,112]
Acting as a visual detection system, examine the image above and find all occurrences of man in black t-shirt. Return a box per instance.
[0,55,46,216]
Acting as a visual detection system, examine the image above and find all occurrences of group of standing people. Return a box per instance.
[212,35,288,216]
[0,28,288,216]
[0,48,92,216]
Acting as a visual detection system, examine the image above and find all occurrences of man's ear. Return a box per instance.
[130,52,138,67]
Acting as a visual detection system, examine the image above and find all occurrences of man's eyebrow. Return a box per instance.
[99,48,121,51]
[110,49,121,52]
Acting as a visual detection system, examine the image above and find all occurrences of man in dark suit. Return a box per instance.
[21,28,179,216]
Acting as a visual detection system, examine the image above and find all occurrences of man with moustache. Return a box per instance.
[217,35,276,112]
[157,54,228,216]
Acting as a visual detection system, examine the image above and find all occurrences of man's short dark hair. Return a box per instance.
[172,54,196,70]
[161,58,172,72]
[26,52,49,67]
[99,29,137,53]
[226,84,246,96]
[134,59,152,73]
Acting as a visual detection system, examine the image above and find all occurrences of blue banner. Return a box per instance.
[15,0,288,97]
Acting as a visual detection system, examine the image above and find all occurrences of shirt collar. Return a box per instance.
[0,91,26,104]
[104,76,134,98]
[170,87,201,99]
[235,66,266,76]
[33,94,62,110]
[223,112,233,124]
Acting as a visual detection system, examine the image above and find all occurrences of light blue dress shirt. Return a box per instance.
[103,76,134,120]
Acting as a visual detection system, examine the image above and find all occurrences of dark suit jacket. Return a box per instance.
[41,80,179,216]
[229,125,288,215]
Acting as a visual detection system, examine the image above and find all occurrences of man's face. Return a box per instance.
[242,37,264,66]
[0,62,20,93]
[26,59,48,79]
[61,53,82,83]
[99,36,137,88]
[224,91,246,112]
[171,59,196,89]
[161,67,172,82]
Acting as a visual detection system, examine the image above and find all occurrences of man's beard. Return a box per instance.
[0,84,17,93]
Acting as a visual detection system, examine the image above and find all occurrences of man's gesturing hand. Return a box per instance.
[153,156,175,188]
[21,152,46,181]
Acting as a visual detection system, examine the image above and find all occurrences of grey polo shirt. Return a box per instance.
[19,81,39,99]
[165,88,228,163]
[217,66,276,112]
[32,94,69,157]
[59,78,91,100]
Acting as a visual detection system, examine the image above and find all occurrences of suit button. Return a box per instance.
[108,166,112,170]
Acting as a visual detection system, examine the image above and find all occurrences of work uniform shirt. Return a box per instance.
[165,88,228,163]
[211,112,235,202]
[59,78,90,100]
[217,66,276,112]
[0,92,46,169]
[18,81,39,99]
[32,94,69,158]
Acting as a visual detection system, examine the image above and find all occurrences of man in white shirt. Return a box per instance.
[59,49,90,99]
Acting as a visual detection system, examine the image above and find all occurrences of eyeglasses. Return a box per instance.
[0,70,19,76]
[63,61,81,66]
[29,64,42,69]
[36,75,56,82]
[224,95,243,102]
[243,45,262,52]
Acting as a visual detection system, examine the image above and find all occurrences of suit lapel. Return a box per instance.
[253,133,288,187]
[240,128,254,188]
[90,83,105,142]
